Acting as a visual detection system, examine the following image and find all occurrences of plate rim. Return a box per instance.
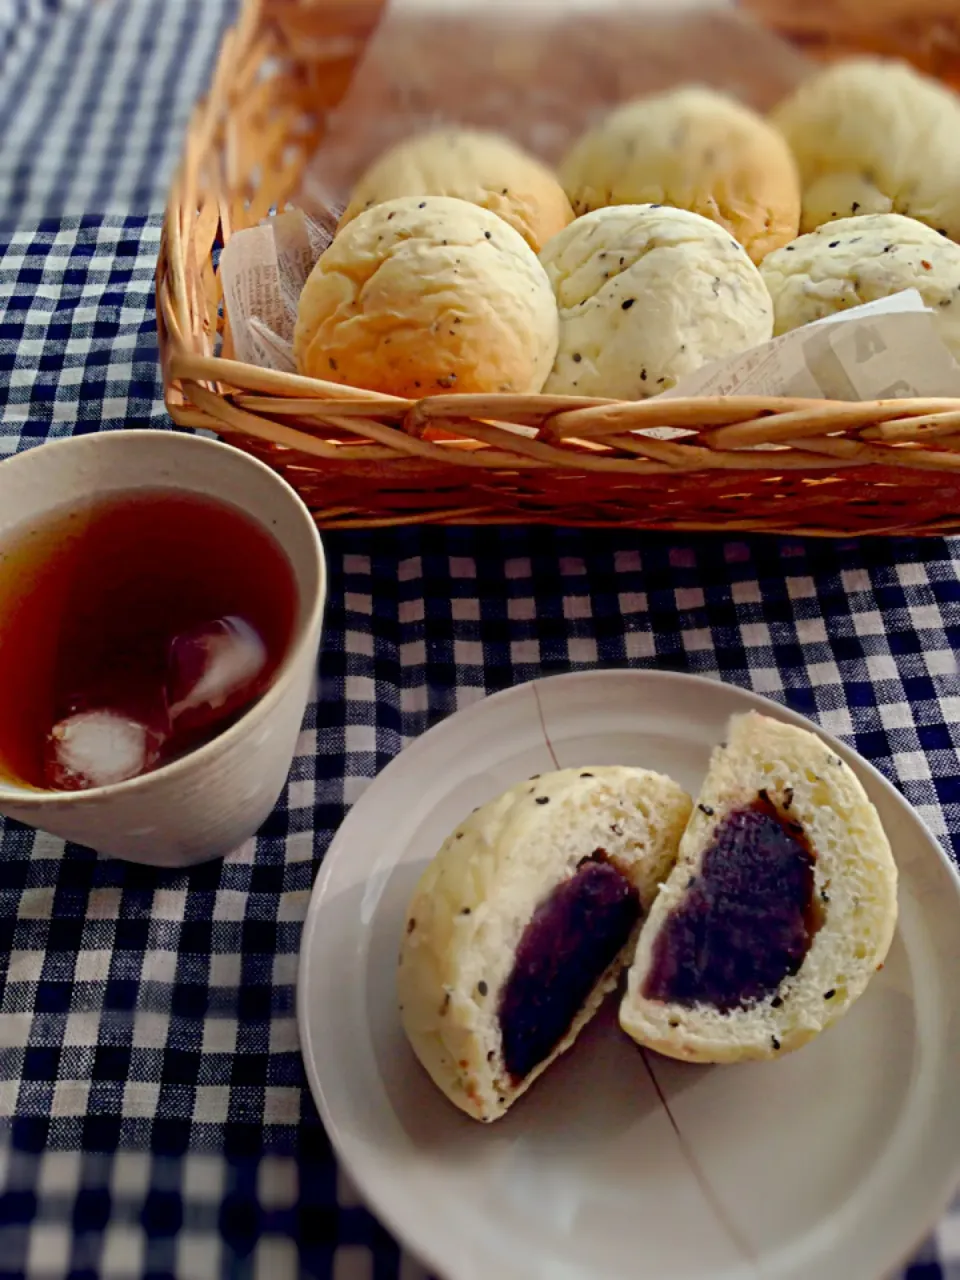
[297,668,960,1280]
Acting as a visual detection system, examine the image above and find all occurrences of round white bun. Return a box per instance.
[560,87,800,263]
[620,711,898,1065]
[770,57,960,240]
[294,195,559,398]
[539,204,773,399]
[761,212,960,356]
[338,128,574,254]
[397,766,692,1123]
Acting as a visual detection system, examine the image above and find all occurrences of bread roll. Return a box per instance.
[770,57,960,241]
[539,204,773,399]
[559,87,801,263]
[620,712,898,1065]
[760,213,960,356]
[338,129,574,254]
[398,767,692,1122]
[294,196,559,398]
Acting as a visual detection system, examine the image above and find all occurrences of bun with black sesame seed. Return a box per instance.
[337,128,574,254]
[294,195,558,398]
[538,204,773,400]
[760,213,960,357]
[559,87,800,264]
[769,57,960,241]
[397,766,692,1122]
[620,711,898,1065]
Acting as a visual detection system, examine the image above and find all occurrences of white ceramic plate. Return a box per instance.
[297,670,960,1280]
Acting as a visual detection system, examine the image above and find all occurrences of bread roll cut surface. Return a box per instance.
[397,766,692,1122]
[620,712,898,1064]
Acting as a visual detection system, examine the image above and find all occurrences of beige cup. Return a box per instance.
[0,430,326,867]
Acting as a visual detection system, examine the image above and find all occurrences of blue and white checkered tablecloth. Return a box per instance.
[1,3,959,1277]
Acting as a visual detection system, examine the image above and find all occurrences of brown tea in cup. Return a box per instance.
[0,488,298,791]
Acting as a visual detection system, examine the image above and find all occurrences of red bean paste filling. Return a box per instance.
[643,802,823,1013]
[499,854,640,1083]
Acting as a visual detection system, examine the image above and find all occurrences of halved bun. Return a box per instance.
[398,766,692,1122]
[620,712,898,1064]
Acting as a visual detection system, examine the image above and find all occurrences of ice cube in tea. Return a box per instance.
[45,709,166,790]
[168,616,269,735]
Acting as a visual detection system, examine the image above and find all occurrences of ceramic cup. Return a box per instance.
[0,430,326,867]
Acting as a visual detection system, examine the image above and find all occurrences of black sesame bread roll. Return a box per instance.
[397,767,692,1123]
[620,712,898,1064]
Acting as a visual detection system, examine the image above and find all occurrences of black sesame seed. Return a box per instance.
[821,890,830,903]
[771,996,783,1008]
[498,1096,506,1104]
[785,245,795,251]
[328,357,338,371]
[461,908,471,916]
[502,188,508,195]
[572,352,582,363]
[619,256,625,266]
[387,211,395,220]
[687,876,696,888]
[478,981,488,996]
[418,201,426,208]
[698,804,714,816]
[484,231,492,240]
[771,1036,781,1051]
[640,369,647,381]
[487,1050,495,1062]
[407,919,416,933]
[823,989,836,1000]
[939,228,949,236]
[440,994,450,1014]
[852,201,860,213]
[621,298,635,310]
[669,1019,680,1028]
[829,240,840,248]
[536,796,550,805]
[456,832,463,840]
[580,772,594,778]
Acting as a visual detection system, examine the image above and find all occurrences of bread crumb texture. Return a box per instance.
[294,195,559,398]
[540,203,773,400]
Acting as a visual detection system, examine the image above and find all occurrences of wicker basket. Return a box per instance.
[158,0,960,536]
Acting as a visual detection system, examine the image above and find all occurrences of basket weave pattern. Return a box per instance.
[158,0,960,535]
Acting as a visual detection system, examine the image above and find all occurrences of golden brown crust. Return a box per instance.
[294,195,558,398]
[559,88,801,263]
[338,129,574,254]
